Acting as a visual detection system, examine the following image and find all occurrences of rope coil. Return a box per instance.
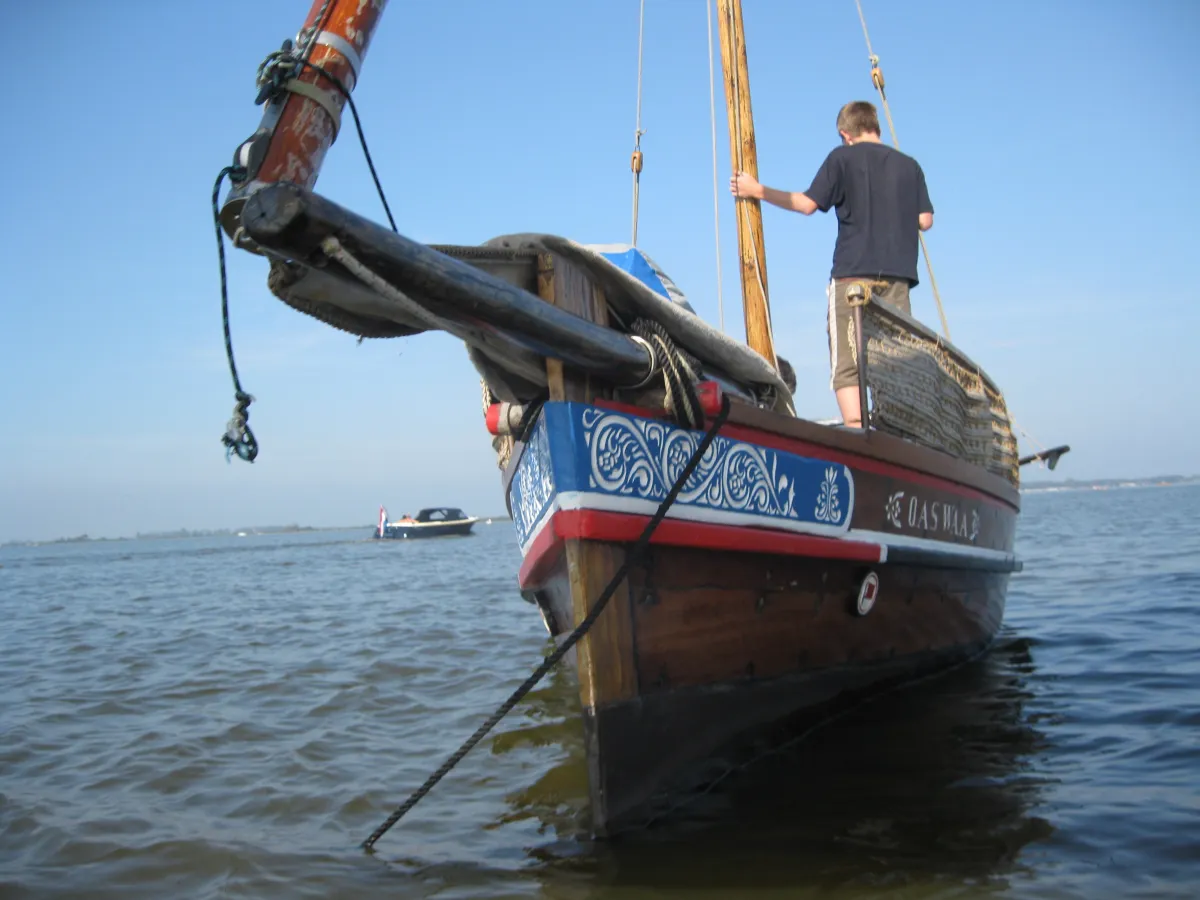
[630,318,705,430]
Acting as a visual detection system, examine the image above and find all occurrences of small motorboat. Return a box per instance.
[375,506,478,540]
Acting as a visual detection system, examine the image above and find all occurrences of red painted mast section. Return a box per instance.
[221,0,387,238]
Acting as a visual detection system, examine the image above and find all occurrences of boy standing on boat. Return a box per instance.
[730,100,934,429]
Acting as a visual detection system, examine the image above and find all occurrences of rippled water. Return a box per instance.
[2,485,1197,898]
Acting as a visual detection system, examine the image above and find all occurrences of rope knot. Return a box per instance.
[254,44,303,105]
[846,282,871,307]
[846,279,890,307]
[222,392,258,463]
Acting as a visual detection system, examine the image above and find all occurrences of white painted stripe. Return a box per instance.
[314,31,363,80]
[851,529,1020,565]
[517,500,560,556]
[519,497,1017,570]
[555,491,853,540]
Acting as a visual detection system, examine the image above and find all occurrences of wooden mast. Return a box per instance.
[715,0,777,369]
[220,0,387,239]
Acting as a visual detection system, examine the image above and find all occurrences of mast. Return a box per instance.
[220,0,387,240]
[715,0,777,369]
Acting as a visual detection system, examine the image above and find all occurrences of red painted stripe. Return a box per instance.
[517,508,883,588]
[717,422,1008,507]
[589,398,1009,509]
[592,397,665,418]
[517,516,565,587]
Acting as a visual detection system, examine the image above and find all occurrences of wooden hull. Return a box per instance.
[535,542,1006,833]
[507,399,1018,835]
[227,181,1025,837]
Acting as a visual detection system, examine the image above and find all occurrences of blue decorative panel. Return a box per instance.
[508,415,556,550]
[507,402,855,554]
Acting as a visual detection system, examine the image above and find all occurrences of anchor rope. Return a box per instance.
[852,0,950,340]
[361,393,732,851]
[706,0,725,334]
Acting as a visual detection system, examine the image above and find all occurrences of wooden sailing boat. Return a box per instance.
[216,0,1064,836]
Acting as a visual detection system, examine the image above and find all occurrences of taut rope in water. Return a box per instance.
[361,394,732,851]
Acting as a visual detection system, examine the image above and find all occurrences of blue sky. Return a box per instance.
[2,0,1197,542]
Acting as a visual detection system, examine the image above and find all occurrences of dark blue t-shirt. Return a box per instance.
[804,142,933,285]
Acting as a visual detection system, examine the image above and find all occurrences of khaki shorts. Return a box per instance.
[826,277,912,391]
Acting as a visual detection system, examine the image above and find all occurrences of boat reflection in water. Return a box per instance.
[494,631,1053,891]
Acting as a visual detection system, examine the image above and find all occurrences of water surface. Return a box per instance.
[2,486,1197,897]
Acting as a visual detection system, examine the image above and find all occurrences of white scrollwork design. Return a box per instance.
[814,466,843,524]
[581,409,848,521]
[885,491,905,528]
[969,509,980,543]
[511,421,555,545]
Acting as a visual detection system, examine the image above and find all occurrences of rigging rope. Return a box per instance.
[296,0,335,64]
[706,0,725,334]
[361,393,733,851]
[255,53,399,232]
[1010,417,1051,458]
[319,237,452,331]
[852,0,951,341]
[630,0,647,246]
[212,40,402,463]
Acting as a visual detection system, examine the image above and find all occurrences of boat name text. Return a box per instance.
[885,491,979,542]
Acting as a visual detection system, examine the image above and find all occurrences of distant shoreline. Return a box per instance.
[1,516,514,548]
[4,475,1194,548]
[9,481,1200,546]
[1022,475,1198,494]
[5,477,1198,547]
